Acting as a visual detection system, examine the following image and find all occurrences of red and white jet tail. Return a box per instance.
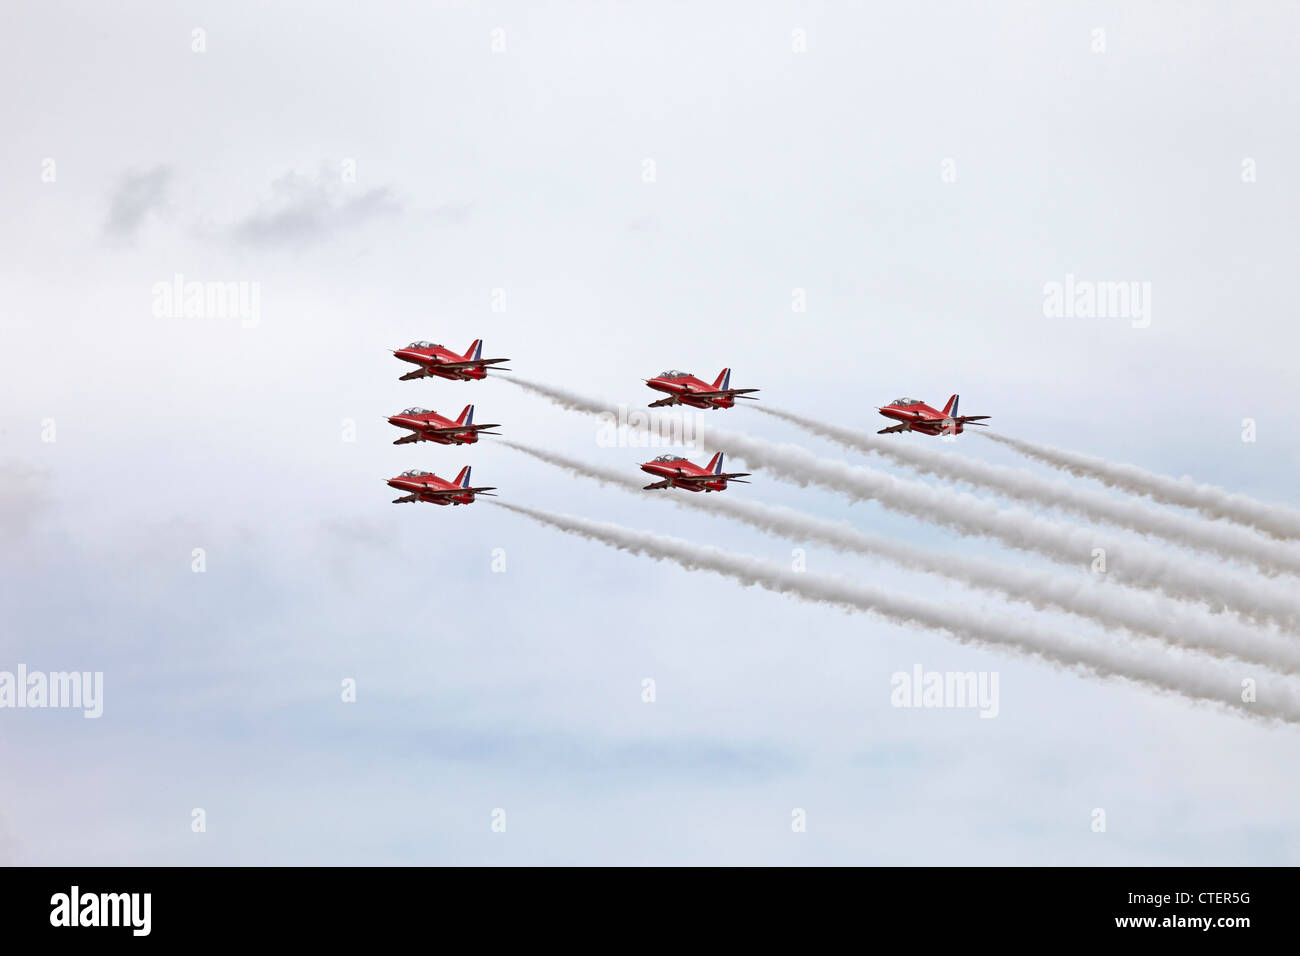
[943,394,991,426]
[702,451,752,483]
[449,465,497,496]
[689,369,759,402]
[455,339,510,371]
[437,405,501,437]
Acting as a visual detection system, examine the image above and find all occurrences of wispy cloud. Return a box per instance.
[233,168,402,245]
[103,165,171,240]
[0,462,50,544]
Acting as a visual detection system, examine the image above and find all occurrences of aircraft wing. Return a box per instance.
[877,423,910,434]
[419,486,498,497]
[391,494,418,503]
[956,415,992,423]
[688,388,761,400]
[673,472,752,483]
[647,396,680,408]
[642,479,672,490]
[423,423,503,435]
[430,357,511,370]
[392,433,423,445]
[399,367,434,381]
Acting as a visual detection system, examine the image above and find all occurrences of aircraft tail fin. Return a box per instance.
[466,339,483,362]
[942,394,959,417]
[712,368,732,390]
[453,466,471,488]
[455,405,474,426]
[706,452,724,474]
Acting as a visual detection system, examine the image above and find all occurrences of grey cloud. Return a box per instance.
[429,201,473,225]
[318,515,391,550]
[323,718,798,784]
[317,515,405,584]
[0,462,50,543]
[233,169,403,245]
[103,165,171,240]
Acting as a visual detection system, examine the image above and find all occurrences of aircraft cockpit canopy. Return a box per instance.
[400,407,430,415]
[659,370,692,378]
[889,397,922,407]
[400,469,434,477]
[651,455,686,462]
[407,341,442,349]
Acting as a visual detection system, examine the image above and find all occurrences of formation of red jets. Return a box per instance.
[385,342,989,505]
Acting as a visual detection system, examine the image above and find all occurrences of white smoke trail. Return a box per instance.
[500,376,1300,628]
[501,375,634,417]
[500,439,1300,674]
[753,406,1300,578]
[494,501,1300,725]
[978,430,1300,542]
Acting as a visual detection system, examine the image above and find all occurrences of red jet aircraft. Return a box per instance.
[393,339,510,381]
[644,368,759,409]
[876,395,991,436]
[387,467,497,505]
[387,405,502,446]
[640,452,751,492]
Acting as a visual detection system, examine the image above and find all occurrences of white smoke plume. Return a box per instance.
[500,439,1300,674]
[978,430,1300,542]
[493,500,1300,725]
[753,406,1300,578]
[500,376,1300,629]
